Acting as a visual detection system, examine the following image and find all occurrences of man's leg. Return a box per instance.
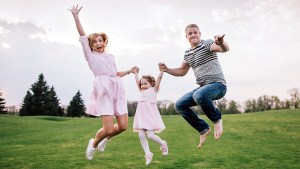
[193,82,227,140]
[175,89,211,147]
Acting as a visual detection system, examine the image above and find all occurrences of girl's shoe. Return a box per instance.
[145,152,153,165]
[160,140,168,156]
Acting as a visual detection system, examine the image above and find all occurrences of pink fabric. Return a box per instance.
[133,87,165,133]
[79,36,128,117]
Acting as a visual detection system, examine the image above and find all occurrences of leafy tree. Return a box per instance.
[166,103,177,115]
[216,98,228,114]
[127,101,138,117]
[227,100,241,114]
[287,88,300,108]
[67,90,86,117]
[0,90,7,114]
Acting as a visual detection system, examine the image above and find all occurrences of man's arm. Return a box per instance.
[211,34,229,53]
[158,62,190,76]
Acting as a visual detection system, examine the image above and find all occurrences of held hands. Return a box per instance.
[131,66,139,74]
[158,62,168,72]
[68,4,82,15]
[214,34,225,46]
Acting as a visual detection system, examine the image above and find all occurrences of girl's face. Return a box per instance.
[140,78,152,90]
[186,27,201,48]
[91,35,105,53]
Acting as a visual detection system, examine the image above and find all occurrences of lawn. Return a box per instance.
[0,109,299,169]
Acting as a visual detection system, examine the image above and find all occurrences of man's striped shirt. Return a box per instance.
[184,39,226,86]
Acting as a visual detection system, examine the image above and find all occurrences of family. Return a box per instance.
[69,4,229,166]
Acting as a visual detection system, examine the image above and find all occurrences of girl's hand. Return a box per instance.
[214,34,225,46]
[158,62,168,72]
[132,67,139,74]
[68,4,82,15]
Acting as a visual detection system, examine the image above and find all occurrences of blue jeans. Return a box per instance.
[175,82,227,135]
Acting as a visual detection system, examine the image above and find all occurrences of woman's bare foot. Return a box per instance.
[197,129,211,148]
[214,119,223,140]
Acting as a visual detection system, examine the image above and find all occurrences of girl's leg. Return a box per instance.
[147,130,168,155]
[139,130,153,165]
[146,130,164,145]
[139,130,151,155]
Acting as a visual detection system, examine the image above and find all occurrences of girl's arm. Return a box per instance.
[69,4,85,36]
[134,70,141,92]
[154,71,163,92]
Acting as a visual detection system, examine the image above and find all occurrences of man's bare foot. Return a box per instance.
[197,129,211,148]
[214,119,223,140]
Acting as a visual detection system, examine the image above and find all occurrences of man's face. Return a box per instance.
[186,27,201,48]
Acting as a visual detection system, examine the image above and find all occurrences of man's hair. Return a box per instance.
[185,24,199,33]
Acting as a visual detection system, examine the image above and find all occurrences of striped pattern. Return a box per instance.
[184,39,226,86]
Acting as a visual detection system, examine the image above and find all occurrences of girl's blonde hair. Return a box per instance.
[87,32,109,51]
[139,75,155,88]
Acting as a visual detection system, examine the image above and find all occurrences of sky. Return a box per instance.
[1,0,299,108]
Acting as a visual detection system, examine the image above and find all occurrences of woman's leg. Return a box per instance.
[93,114,128,147]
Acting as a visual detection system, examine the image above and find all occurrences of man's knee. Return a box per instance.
[175,100,185,112]
[193,92,206,105]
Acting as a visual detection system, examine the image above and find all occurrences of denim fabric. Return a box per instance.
[175,82,227,134]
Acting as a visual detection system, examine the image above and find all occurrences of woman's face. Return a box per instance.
[91,35,105,53]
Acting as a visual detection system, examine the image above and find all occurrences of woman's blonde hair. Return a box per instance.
[87,32,109,51]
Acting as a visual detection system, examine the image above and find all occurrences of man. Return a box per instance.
[159,24,229,148]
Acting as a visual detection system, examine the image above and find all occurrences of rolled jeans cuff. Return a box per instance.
[213,119,221,124]
[200,128,210,135]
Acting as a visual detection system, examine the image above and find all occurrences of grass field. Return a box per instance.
[0,109,299,169]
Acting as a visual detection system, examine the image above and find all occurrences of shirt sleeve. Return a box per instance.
[204,39,214,52]
[79,35,91,60]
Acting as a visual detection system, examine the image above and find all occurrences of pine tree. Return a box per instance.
[0,90,7,114]
[19,73,63,116]
[67,90,86,117]
[44,86,64,116]
[19,91,33,116]
[29,74,49,115]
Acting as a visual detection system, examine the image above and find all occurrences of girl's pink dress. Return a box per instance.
[133,87,165,133]
[79,36,128,117]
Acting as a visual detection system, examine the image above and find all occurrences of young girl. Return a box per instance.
[132,69,168,166]
[69,4,137,160]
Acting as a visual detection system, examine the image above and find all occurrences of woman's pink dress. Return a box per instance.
[79,36,128,117]
[133,87,165,133]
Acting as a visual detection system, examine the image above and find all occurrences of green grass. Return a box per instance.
[0,109,299,169]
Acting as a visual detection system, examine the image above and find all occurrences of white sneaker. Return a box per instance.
[86,138,95,160]
[160,140,168,156]
[97,138,109,152]
[145,152,153,165]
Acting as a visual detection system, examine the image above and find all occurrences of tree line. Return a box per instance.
[1,74,299,117]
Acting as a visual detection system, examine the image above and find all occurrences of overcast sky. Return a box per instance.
[1,0,299,108]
